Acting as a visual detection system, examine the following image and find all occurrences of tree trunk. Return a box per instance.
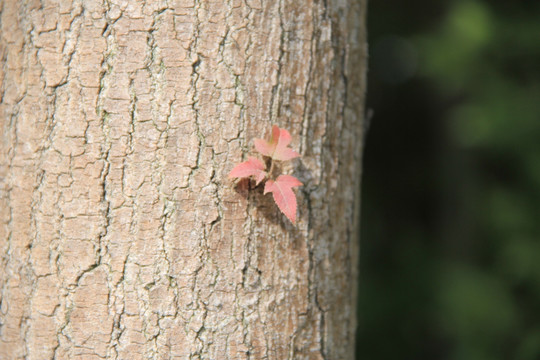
[0,0,367,359]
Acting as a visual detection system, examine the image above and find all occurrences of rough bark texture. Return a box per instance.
[0,0,367,359]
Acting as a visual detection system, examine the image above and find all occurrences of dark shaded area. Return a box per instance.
[357,1,540,359]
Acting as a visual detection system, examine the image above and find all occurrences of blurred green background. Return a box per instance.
[357,0,540,359]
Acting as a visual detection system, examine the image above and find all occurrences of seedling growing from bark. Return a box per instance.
[229,125,302,223]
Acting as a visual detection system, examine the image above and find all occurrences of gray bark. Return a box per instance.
[0,0,367,358]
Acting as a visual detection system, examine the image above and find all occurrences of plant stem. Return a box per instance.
[268,158,276,180]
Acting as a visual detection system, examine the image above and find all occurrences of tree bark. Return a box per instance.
[0,0,367,359]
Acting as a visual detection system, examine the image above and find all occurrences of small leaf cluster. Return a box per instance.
[229,125,302,223]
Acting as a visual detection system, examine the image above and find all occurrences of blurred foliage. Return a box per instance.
[358,0,540,359]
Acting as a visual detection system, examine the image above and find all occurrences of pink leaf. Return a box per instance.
[264,175,302,223]
[254,125,300,161]
[254,125,280,157]
[229,157,267,185]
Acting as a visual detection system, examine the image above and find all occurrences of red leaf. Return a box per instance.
[254,125,300,161]
[264,175,302,223]
[229,157,267,185]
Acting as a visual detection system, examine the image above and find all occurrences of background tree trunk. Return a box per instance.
[0,0,367,358]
